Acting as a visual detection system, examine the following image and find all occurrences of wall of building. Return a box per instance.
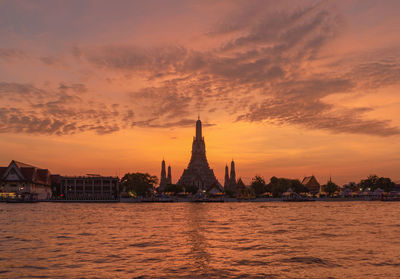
[59,176,119,200]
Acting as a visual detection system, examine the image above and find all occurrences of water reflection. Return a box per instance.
[183,203,211,274]
[1,202,400,278]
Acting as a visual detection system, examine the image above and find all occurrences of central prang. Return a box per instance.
[176,117,222,191]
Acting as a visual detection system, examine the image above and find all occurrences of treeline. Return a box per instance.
[250,176,309,197]
[120,172,199,197]
[121,173,158,197]
[250,174,396,197]
[120,172,397,198]
[343,175,395,192]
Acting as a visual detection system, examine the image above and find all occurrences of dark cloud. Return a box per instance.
[352,61,400,89]
[58,83,87,93]
[39,56,65,66]
[275,78,355,99]
[0,106,121,135]
[0,82,46,101]
[0,82,132,135]
[78,45,188,75]
[0,48,27,61]
[131,118,215,128]
[236,99,400,136]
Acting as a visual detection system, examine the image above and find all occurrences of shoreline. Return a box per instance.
[3,197,397,203]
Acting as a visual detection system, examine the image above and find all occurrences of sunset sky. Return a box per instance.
[1,0,400,185]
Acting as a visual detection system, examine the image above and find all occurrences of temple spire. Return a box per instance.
[224,164,230,189]
[159,159,167,192]
[196,117,202,140]
[167,165,172,184]
[230,160,236,184]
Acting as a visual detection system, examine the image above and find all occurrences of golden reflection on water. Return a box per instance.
[1,202,400,278]
[185,204,211,273]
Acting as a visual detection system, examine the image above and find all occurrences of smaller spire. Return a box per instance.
[167,165,172,184]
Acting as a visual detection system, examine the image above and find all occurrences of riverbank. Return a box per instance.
[4,196,396,203]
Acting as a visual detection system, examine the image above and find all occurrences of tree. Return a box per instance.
[267,176,309,197]
[344,181,358,191]
[121,172,158,197]
[358,175,378,191]
[250,175,267,196]
[358,175,395,192]
[291,179,309,194]
[323,180,339,197]
[376,177,395,192]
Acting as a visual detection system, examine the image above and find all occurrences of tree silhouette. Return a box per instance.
[250,175,267,196]
[358,175,395,192]
[121,172,158,197]
[323,180,339,197]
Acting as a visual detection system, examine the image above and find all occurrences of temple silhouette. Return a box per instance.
[177,117,223,191]
[224,160,237,194]
[158,160,171,192]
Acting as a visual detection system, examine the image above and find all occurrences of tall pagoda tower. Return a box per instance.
[159,159,167,192]
[230,160,236,186]
[177,117,222,191]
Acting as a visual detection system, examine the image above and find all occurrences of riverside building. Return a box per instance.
[58,175,119,200]
[0,160,52,200]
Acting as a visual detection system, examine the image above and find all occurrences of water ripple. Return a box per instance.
[1,202,400,278]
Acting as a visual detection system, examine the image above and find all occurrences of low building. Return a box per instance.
[0,160,52,200]
[301,175,321,194]
[57,175,119,200]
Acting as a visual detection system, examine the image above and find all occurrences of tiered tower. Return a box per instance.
[224,165,229,189]
[177,117,222,191]
[224,160,237,194]
[159,160,167,192]
[167,166,172,184]
[230,160,236,186]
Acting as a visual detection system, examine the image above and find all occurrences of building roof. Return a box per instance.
[20,167,36,181]
[301,175,319,185]
[13,160,36,168]
[1,160,52,186]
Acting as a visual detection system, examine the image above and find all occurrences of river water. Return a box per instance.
[1,202,400,278]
